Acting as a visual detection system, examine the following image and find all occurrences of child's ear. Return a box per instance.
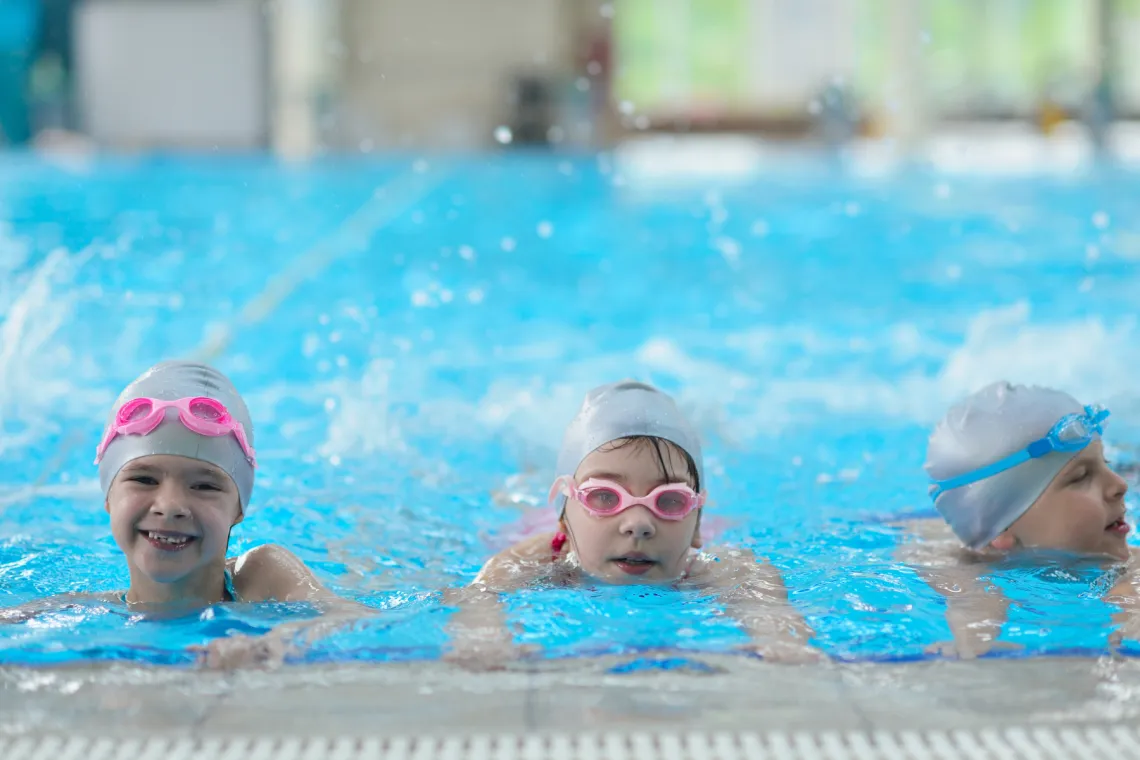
[104,497,111,515]
[989,531,1017,552]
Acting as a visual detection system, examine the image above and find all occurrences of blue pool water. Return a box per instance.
[0,148,1138,666]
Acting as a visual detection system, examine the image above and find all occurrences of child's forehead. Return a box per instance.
[1067,440,1105,464]
[122,454,227,479]
[578,438,691,476]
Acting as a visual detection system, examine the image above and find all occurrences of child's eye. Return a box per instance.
[192,482,222,492]
[128,476,158,486]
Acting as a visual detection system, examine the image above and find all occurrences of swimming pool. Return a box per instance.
[0,144,1138,668]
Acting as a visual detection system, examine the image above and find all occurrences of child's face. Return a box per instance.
[996,442,1130,560]
[106,455,243,584]
[562,438,702,584]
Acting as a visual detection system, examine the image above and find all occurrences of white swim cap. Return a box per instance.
[554,381,704,511]
[925,381,1091,550]
[98,361,256,509]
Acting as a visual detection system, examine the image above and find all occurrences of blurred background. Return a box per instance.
[1,0,1139,158]
[3,0,1140,669]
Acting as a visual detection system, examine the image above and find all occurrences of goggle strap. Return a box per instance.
[931,449,1031,496]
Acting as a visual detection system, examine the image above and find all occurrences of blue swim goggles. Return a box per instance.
[930,404,1110,502]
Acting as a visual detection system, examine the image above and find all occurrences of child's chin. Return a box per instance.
[136,556,195,583]
[1105,541,1132,562]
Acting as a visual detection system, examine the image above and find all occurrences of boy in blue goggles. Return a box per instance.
[925,382,1129,559]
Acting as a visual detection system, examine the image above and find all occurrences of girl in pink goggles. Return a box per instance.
[446,381,819,668]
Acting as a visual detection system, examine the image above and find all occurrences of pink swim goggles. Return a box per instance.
[549,476,703,521]
[94,396,257,467]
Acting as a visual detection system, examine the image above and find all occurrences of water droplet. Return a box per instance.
[458,245,475,261]
[751,220,770,237]
[467,288,485,304]
[494,126,513,144]
[586,60,602,76]
[619,100,635,115]
[537,221,554,238]
[500,237,517,252]
[714,236,741,262]
[1092,211,1110,229]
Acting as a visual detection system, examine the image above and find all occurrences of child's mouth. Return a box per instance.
[1106,518,1130,536]
[139,530,197,551]
[613,555,656,575]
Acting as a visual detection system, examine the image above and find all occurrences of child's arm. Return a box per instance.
[443,533,554,670]
[896,518,1013,658]
[199,545,375,669]
[0,592,120,623]
[699,549,820,662]
[1108,549,1140,649]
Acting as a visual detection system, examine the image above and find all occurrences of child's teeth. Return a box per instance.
[148,532,189,544]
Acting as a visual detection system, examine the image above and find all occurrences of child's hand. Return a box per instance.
[925,638,1022,660]
[194,633,294,670]
[443,638,537,672]
[737,639,826,664]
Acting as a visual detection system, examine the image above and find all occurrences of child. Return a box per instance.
[903,381,1133,656]
[447,380,817,665]
[2,360,369,667]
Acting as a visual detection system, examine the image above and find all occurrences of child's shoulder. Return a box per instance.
[474,532,557,589]
[230,543,302,570]
[229,544,327,603]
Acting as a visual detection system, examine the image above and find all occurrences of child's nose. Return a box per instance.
[619,505,657,539]
[151,486,191,518]
[1108,470,1129,501]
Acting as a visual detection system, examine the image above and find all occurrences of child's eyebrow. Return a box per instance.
[185,467,226,479]
[578,471,628,483]
[579,471,687,487]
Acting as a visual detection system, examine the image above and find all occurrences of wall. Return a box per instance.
[335,0,581,150]
[74,0,268,149]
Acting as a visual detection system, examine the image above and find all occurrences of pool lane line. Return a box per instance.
[190,164,448,363]
[20,164,447,504]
